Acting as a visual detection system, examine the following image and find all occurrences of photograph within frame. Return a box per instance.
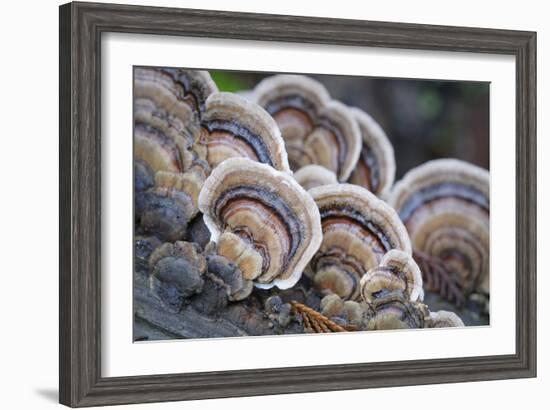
[60,2,536,407]
[133,66,490,342]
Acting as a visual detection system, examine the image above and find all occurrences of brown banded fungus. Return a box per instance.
[301,100,362,181]
[293,165,338,191]
[198,157,322,292]
[347,107,396,198]
[152,171,202,217]
[308,184,412,301]
[360,249,424,305]
[360,252,428,331]
[319,293,345,318]
[134,68,218,172]
[252,75,361,181]
[320,294,368,328]
[366,298,428,330]
[252,74,330,145]
[389,159,490,295]
[134,68,219,242]
[201,92,290,172]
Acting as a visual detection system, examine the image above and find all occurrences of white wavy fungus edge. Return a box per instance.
[309,183,413,255]
[380,249,424,302]
[388,158,490,211]
[349,106,396,199]
[198,157,322,290]
[203,92,291,174]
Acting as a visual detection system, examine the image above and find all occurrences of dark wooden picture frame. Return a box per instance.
[59,1,537,407]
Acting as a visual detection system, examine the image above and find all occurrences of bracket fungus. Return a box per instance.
[366,298,428,330]
[133,70,488,338]
[359,251,429,331]
[319,294,369,329]
[200,92,290,172]
[360,249,424,305]
[389,159,490,295]
[293,164,338,191]
[347,107,396,199]
[252,74,330,144]
[308,184,412,300]
[133,68,220,242]
[198,157,323,292]
[134,68,218,172]
[251,75,361,181]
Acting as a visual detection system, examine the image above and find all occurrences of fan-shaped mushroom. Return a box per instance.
[198,157,322,291]
[360,249,424,305]
[293,165,338,191]
[366,296,428,330]
[153,170,203,215]
[389,159,490,294]
[134,68,219,242]
[347,107,395,198]
[320,293,345,318]
[252,74,330,143]
[134,123,183,174]
[200,92,290,172]
[251,75,361,181]
[319,294,368,327]
[134,67,218,173]
[359,251,429,331]
[308,184,412,300]
[300,100,362,181]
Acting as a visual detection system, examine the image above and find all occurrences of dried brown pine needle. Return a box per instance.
[290,301,348,333]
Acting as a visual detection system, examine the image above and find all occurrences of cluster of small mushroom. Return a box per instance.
[135,67,489,332]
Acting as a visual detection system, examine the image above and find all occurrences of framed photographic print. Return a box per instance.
[59,1,536,407]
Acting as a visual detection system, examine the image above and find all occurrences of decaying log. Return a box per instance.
[133,246,306,340]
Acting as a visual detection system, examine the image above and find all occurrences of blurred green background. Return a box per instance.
[210,70,489,178]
